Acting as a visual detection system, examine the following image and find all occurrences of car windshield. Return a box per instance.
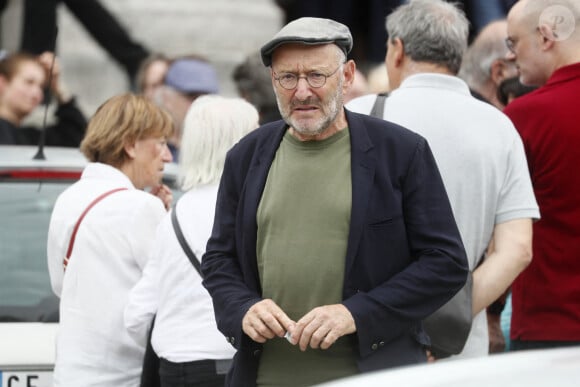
[0,180,67,323]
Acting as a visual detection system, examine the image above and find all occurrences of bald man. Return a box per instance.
[503,0,580,351]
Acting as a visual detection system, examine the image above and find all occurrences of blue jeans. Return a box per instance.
[159,358,231,387]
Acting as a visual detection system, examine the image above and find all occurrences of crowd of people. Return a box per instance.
[2,0,579,386]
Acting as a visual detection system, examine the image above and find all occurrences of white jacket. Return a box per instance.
[125,184,235,362]
[47,163,167,387]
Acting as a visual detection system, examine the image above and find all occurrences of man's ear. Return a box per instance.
[490,59,504,86]
[490,58,514,86]
[270,67,277,87]
[391,38,405,67]
[343,59,356,91]
[538,23,557,50]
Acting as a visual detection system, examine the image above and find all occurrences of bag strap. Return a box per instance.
[369,92,389,118]
[63,187,128,271]
[171,201,202,276]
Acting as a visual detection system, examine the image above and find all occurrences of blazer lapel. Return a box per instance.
[344,111,376,275]
[242,122,287,284]
[243,123,287,219]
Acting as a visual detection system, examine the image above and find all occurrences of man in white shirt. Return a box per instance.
[347,0,539,359]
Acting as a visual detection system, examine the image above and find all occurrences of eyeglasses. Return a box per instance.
[505,27,540,54]
[505,36,517,54]
[273,64,342,90]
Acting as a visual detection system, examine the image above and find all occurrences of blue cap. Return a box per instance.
[164,58,219,94]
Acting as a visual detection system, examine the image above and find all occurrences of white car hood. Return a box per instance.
[0,323,57,367]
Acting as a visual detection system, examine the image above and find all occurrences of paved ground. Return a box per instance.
[1,0,283,118]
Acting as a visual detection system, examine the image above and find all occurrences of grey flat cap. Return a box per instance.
[260,17,353,67]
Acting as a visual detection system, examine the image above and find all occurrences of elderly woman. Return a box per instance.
[0,51,86,146]
[125,95,259,387]
[47,93,174,387]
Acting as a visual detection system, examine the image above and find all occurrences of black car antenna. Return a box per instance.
[33,26,59,161]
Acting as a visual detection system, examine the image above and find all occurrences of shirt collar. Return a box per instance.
[398,73,471,96]
[545,62,580,87]
[81,162,135,189]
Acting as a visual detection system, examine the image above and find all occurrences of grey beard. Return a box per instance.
[276,88,343,138]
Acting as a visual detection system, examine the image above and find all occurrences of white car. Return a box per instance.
[0,146,179,386]
[315,346,580,387]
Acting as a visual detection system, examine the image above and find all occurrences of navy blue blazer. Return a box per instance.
[202,110,468,386]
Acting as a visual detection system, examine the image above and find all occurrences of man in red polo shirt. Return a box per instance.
[504,0,580,350]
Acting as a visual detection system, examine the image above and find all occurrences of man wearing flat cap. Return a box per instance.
[202,17,468,386]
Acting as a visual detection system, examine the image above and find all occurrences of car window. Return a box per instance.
[0,175,183,324]
[0,181,66,323]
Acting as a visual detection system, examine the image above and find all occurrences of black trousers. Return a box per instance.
[140,331,161,387]
[159,358,231,387]
[20,0,149,79]
[510,339,580,351]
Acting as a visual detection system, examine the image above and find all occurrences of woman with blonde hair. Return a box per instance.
[125,95,259,387]
[47,93,174,387]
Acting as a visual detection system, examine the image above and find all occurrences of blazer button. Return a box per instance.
[371,343,378,351]
[253,349,262,357]
[379,341,385,347]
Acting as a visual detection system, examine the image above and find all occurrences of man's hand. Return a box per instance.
[242,299,295,343]
[289,304,356,351]
[426,349,437,363]
[487,311,506,353]
[38,51,72,104]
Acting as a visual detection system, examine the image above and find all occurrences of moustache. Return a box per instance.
[291,98,321,109]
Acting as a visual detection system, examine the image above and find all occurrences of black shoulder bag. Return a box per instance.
[369,93,473,358]
[170,203,202,275]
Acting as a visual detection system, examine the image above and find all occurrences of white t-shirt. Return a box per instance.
[347,73,539,358]
[47,162,167,387]
[125,184,235,362]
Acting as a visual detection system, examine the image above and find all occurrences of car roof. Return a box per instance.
[0,145,179,183]
[0,146,87,169]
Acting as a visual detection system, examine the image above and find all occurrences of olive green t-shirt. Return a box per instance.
[256,128,358,387]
